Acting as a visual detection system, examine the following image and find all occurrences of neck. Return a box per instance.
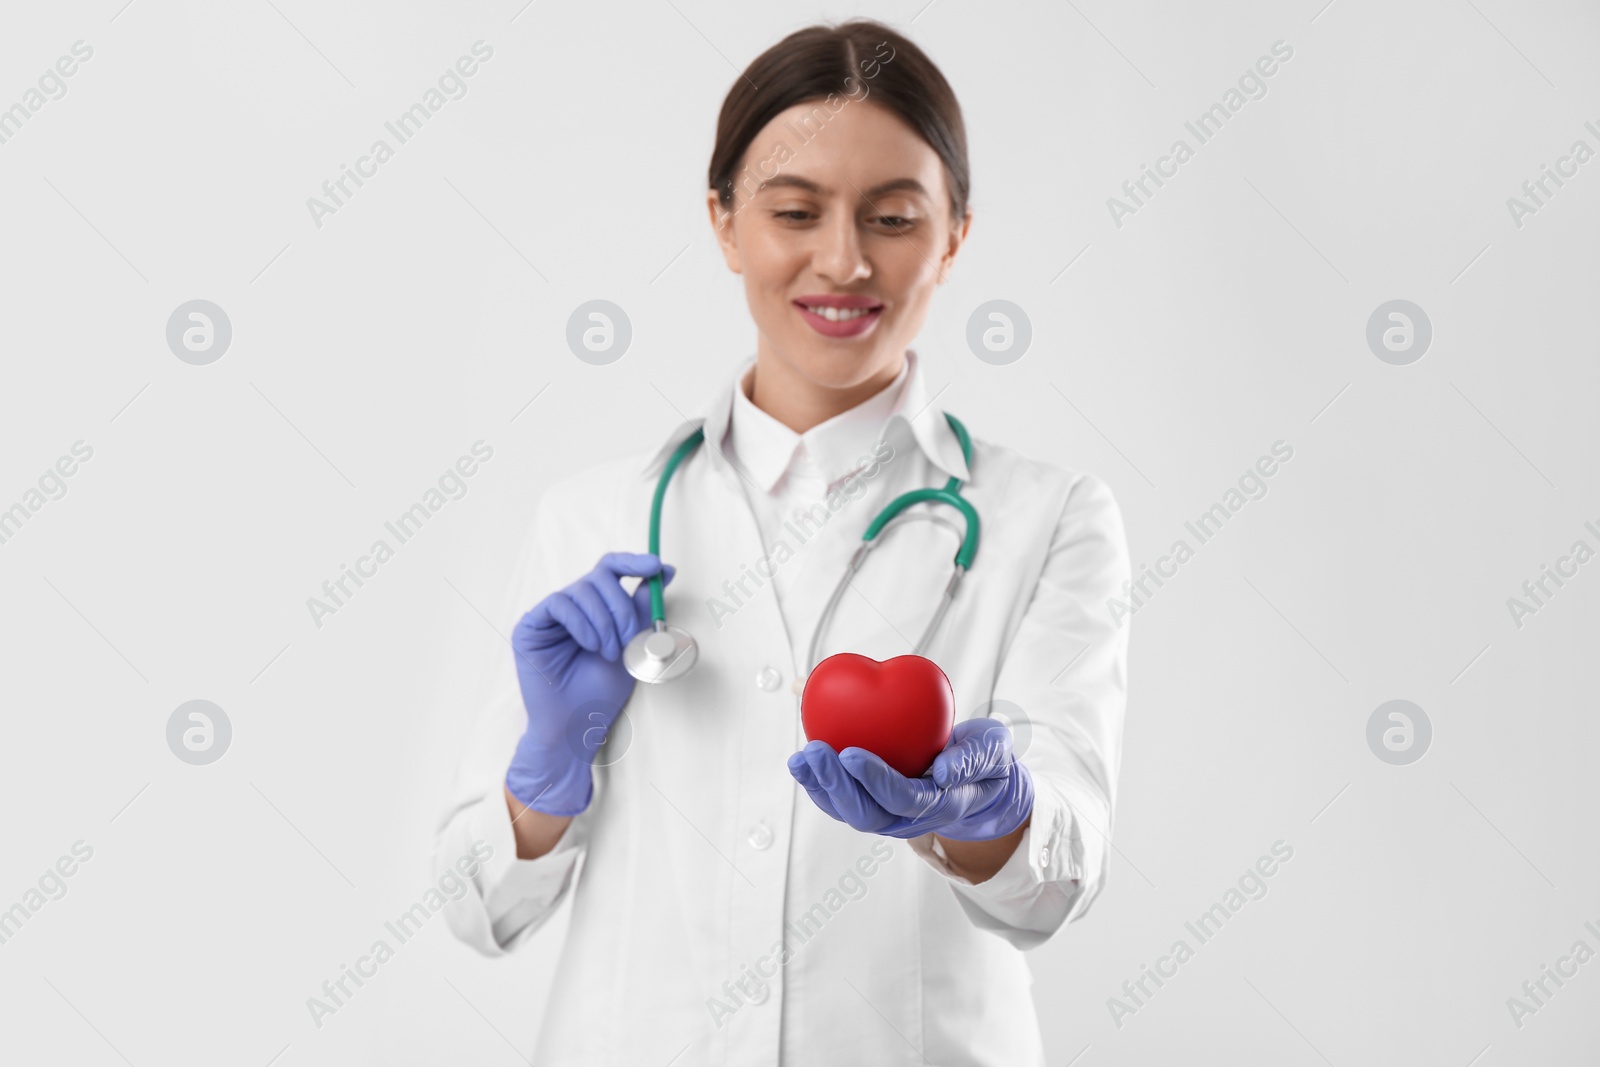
[746,347,905,435]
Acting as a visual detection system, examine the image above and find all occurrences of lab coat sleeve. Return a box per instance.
[907,471,1131,950]
[433,475,602,956]
[433,676,596,957]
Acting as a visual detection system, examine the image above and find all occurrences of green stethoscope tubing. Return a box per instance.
[644,412,979,651]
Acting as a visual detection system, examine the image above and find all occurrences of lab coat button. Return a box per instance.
[1038,845,1050,867]
[755,666,782,692]
[747,822,774,850]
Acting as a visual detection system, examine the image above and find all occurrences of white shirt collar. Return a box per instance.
[641,348,971,490]
[726,355,907,493]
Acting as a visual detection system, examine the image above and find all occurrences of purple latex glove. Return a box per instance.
[786,717,1034,841]
[506,552,674,816]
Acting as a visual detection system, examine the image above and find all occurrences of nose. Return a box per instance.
[813,211,871,285]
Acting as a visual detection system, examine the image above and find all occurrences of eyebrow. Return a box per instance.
[755,175,930,200]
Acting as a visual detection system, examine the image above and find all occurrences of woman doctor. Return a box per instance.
[434,19,1130,1066]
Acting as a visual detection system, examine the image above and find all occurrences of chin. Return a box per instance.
[794,346,886,387]
[769,328,888,380]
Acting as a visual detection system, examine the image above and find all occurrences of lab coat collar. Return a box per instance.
[640,348,971,488]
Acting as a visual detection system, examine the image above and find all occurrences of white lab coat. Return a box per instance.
[433,351,1131,1065]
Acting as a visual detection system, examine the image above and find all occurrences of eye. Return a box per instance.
[874,215,915,229]
[773,210,814,222]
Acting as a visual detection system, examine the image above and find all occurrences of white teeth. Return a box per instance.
[805,305,875,321]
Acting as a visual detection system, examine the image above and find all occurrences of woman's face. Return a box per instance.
[708,98,970,391]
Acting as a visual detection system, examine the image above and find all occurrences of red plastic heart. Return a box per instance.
[800,652,954,778]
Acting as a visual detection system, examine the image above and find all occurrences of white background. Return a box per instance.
[0,1,1595,1064]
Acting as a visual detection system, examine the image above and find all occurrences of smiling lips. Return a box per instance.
[794,295,884,338]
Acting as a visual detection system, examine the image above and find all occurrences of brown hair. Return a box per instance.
[708,19,970,225]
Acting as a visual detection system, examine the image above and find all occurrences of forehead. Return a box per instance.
[739,98,944,197]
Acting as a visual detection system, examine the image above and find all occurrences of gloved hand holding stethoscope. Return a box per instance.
[505,552,674,817]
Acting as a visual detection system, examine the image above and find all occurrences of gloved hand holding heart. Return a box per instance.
[790,653,1034,842]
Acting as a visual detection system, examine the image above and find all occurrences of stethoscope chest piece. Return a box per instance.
[625,620,698,684]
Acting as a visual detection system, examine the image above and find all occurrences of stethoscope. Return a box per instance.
[623,412,980,685]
